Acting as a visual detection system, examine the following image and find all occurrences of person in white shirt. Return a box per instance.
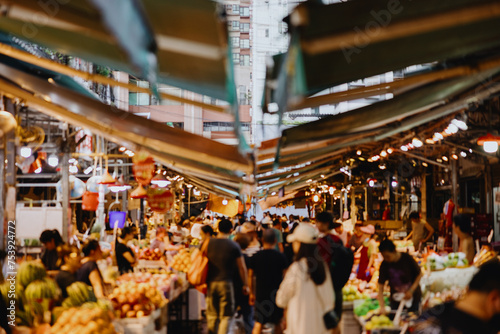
[276,223,338,334]
[169,220,189,245]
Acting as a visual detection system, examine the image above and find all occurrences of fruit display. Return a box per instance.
[364,315,394,331]
[169,248,191,272]
[474,247,497,266]
[425,253,446,271]
[426,252,469,271]
[50,306,117,334]
[109,282,166,318]
[24,277,59,301]
[422,285,464,310]
[139,248,164,261]
[342,284,370,301]
[190,238,200,246]
[354,298,390,318]
[61,282,97,308]
[444,253,469,268]
[118,271,171,289]
[18,261,47,288]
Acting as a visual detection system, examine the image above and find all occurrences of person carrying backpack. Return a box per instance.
[316,211,354,321]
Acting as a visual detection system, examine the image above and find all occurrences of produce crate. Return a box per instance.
[118,315,155,333]
[123,321,155,334]
[137,260,167,269]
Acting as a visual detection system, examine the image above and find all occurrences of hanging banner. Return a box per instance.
[132,151,155,186]
[147,186,174,213]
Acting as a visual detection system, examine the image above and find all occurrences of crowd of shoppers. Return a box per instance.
[2,208,497,334]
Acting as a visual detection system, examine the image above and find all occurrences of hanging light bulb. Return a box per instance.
[20,146,32,158]
[478,134,500,153]
[329,186,335,195]
[48,154,59,167]
[387,148,394,154]
[412,138,423,148]
[484,141,499,153]
[452,154,458,160]
[434,132,444,140]
[442,156,448,162]
[400,145,408,152]
[451,119,468,131]
[222,199,228,205]
[425,138,435,145]
[447,124,459,134]
[460,151,467,158]
[380,150,387,157]
[356,150,362,155]
[313,194,320,202]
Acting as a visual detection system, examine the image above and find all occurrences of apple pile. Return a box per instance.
[170,249,191,273]
[139,248,164,261]
[109,282,166,319]
[118,272,171,289]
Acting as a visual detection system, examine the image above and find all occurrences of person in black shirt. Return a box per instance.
[115,227,136,274]
[414,260,500,334]
[233,233,254,334]
[39,229,64,275]
[249,229,287,334]
[55,244,82,299]
[378,239,422,313]
[206,219,249,334]
[76,240,105,298]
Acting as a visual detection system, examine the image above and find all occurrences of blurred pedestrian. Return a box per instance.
[276,223,338,334]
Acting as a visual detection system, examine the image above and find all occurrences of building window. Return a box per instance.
[229,20,239,31]
[240,23,250,33]
[265,29,269,37]
[239,85,247,105]
[240,7,250,17]
[129,80,150,106]
[232,4,239,13]
[203,122,250,132]
[240,54,250,66]
[233,53,240,64]
[231,36,240,48]
[240,39,250,49]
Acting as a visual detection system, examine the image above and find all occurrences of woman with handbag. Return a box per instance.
[276,223,339,334]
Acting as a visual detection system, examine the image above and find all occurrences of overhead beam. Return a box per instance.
[299,2,500,55]
[0,42,227,113]
[288,56,500,111]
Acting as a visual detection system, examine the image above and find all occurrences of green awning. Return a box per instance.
[0,0,232,101]
[265,0,500,110]
[0,58,253,198]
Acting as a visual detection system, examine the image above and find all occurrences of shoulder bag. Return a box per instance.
[187,239,209,294]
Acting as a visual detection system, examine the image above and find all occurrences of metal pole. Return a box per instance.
[188,189,191,218]
[485,161,492,214]
[451,159,458,252]
[61,151,70,242]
